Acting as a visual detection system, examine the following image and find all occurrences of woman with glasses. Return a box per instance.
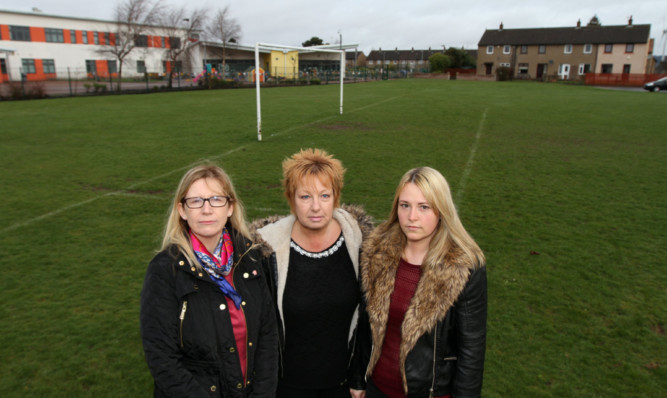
[140,163,278,397]
[360,167,487,398]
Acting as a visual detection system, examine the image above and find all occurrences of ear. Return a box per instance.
[177,202,188,221]
[227,203,234,218]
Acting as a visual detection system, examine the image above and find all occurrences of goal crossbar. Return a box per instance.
[254,42,345,141]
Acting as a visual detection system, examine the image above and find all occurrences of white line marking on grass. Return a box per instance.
[456,108,487,203]
[1,147,246,234]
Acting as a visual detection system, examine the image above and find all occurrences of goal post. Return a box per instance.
[254,42,346,141]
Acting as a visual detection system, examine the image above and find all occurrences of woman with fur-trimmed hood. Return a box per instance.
[361,167,487,398]
[252,149,373,398]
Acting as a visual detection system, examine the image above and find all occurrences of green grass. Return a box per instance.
[1,80,665,397]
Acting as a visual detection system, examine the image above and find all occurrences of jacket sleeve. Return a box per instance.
[140,256,209,398]
[348,285,372,390]
[453,266,487,398]
[249,255,280,398]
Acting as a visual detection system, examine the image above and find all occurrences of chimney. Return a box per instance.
[499,22,504,31]
[576,19,581,28]
[628,15,633,26]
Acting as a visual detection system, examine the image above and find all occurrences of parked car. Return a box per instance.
[644,76,667,92]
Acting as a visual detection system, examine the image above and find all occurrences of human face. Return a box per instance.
[293,176,335,232]
[397,183,440,246]
[177,177,233,252]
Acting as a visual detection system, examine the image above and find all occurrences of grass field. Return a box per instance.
[1,80,665,397]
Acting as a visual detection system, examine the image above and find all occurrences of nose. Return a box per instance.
[201,200,214,213]
[311,196,321,211]
[408,207,418,221]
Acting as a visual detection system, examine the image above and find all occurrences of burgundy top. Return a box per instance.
[372,258,422,397]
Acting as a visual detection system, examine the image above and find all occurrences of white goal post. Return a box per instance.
[254,42,346,141]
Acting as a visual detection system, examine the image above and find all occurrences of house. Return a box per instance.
[476,16,652,80]
[367,48,444,72]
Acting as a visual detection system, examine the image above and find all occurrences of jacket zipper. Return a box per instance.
[179,300,188,348]
[429,324,438,398]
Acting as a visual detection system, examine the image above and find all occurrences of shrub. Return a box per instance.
[310,78,321,85]
[496,66,513,81]
[28,81,47,99]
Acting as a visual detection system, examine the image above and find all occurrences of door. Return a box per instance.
[536,64,547,79]
[559,64,570,80]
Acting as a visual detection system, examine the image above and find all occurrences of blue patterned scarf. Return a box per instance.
[190,229,243,309]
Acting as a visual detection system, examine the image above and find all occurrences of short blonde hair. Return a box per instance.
[384,167,485,267]
[282,148,346,212]
[161,163,250,267]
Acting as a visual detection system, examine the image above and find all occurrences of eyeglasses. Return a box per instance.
[181,196,231,209]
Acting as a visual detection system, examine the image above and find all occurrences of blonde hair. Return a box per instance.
[380,167,485,268]
[282,148,346,212]
[161,163,250,267]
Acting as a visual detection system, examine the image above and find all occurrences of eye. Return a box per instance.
[399,203,409,209]
[321,193,331,199]
[299,195,310,200]
[419,205,431,211]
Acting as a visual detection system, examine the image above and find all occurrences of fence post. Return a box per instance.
[68,67,73,96]
[145,72,149,91]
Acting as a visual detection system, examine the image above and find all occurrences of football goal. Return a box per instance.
[254,42,346,141]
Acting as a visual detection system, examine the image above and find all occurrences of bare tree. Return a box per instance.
[206,6,242,78]
[158,6,206,88]
[98,0,163,90]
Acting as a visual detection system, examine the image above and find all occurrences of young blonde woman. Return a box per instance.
[253,148,373,398]
[361,167,487,398]
[140,163,278,397]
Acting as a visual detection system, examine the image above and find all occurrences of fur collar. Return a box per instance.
[361,225,475,390]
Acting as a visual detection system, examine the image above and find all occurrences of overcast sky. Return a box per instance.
[2,0,666,55]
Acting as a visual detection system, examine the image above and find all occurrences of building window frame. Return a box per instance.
[583,44,592,54]
[45,28,65,43]
[43,59,56,74]
[1,58,7,74]
[107,60,117,74]
[601,64,613,73]
[10,25,31,41]
[503,45,511,54]
[578,63,591,75]
[604,44,613,53]
[623,64,631,74]
[70,30,77,44]
[93,32,99,45]
[486,45,494,54]
[82,30,88,44]
[625,43,634,53]
[137,60,146,74]
[21,58,36,74]
[538,44,546,54]
[85,60,97,74]
[135,35,148,48]
[564,44,573,54]
[520,45,528,54]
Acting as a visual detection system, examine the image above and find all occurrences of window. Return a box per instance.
[518,63,529,74]
[162,61,168,73]
[45,28,64,43]
[499,62,511,68]
[578,64,591,75]
[174,61,182,73]
[520,45,528,54]
[564,44,573,54]
[70,30,77,43]
[85,60,97,74]
[82,30,88,44]
[623,64,631,74]
[161,37,165,48]
[93,32,99,45]
[486,45,494,54]
[538,45,546,54]
[601,64,613,73]
[625,43,634,53]
[583,44,592,54]
[137,60,146,73]
[169,36,181,49]
[10,25,31,41]
[43,59,55,74]
[107,60,117,74]
[135,35,148,47]
[1,59,7,74]
[503,45,511,54]
[21,59,36,74]
[604,44,613,53]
